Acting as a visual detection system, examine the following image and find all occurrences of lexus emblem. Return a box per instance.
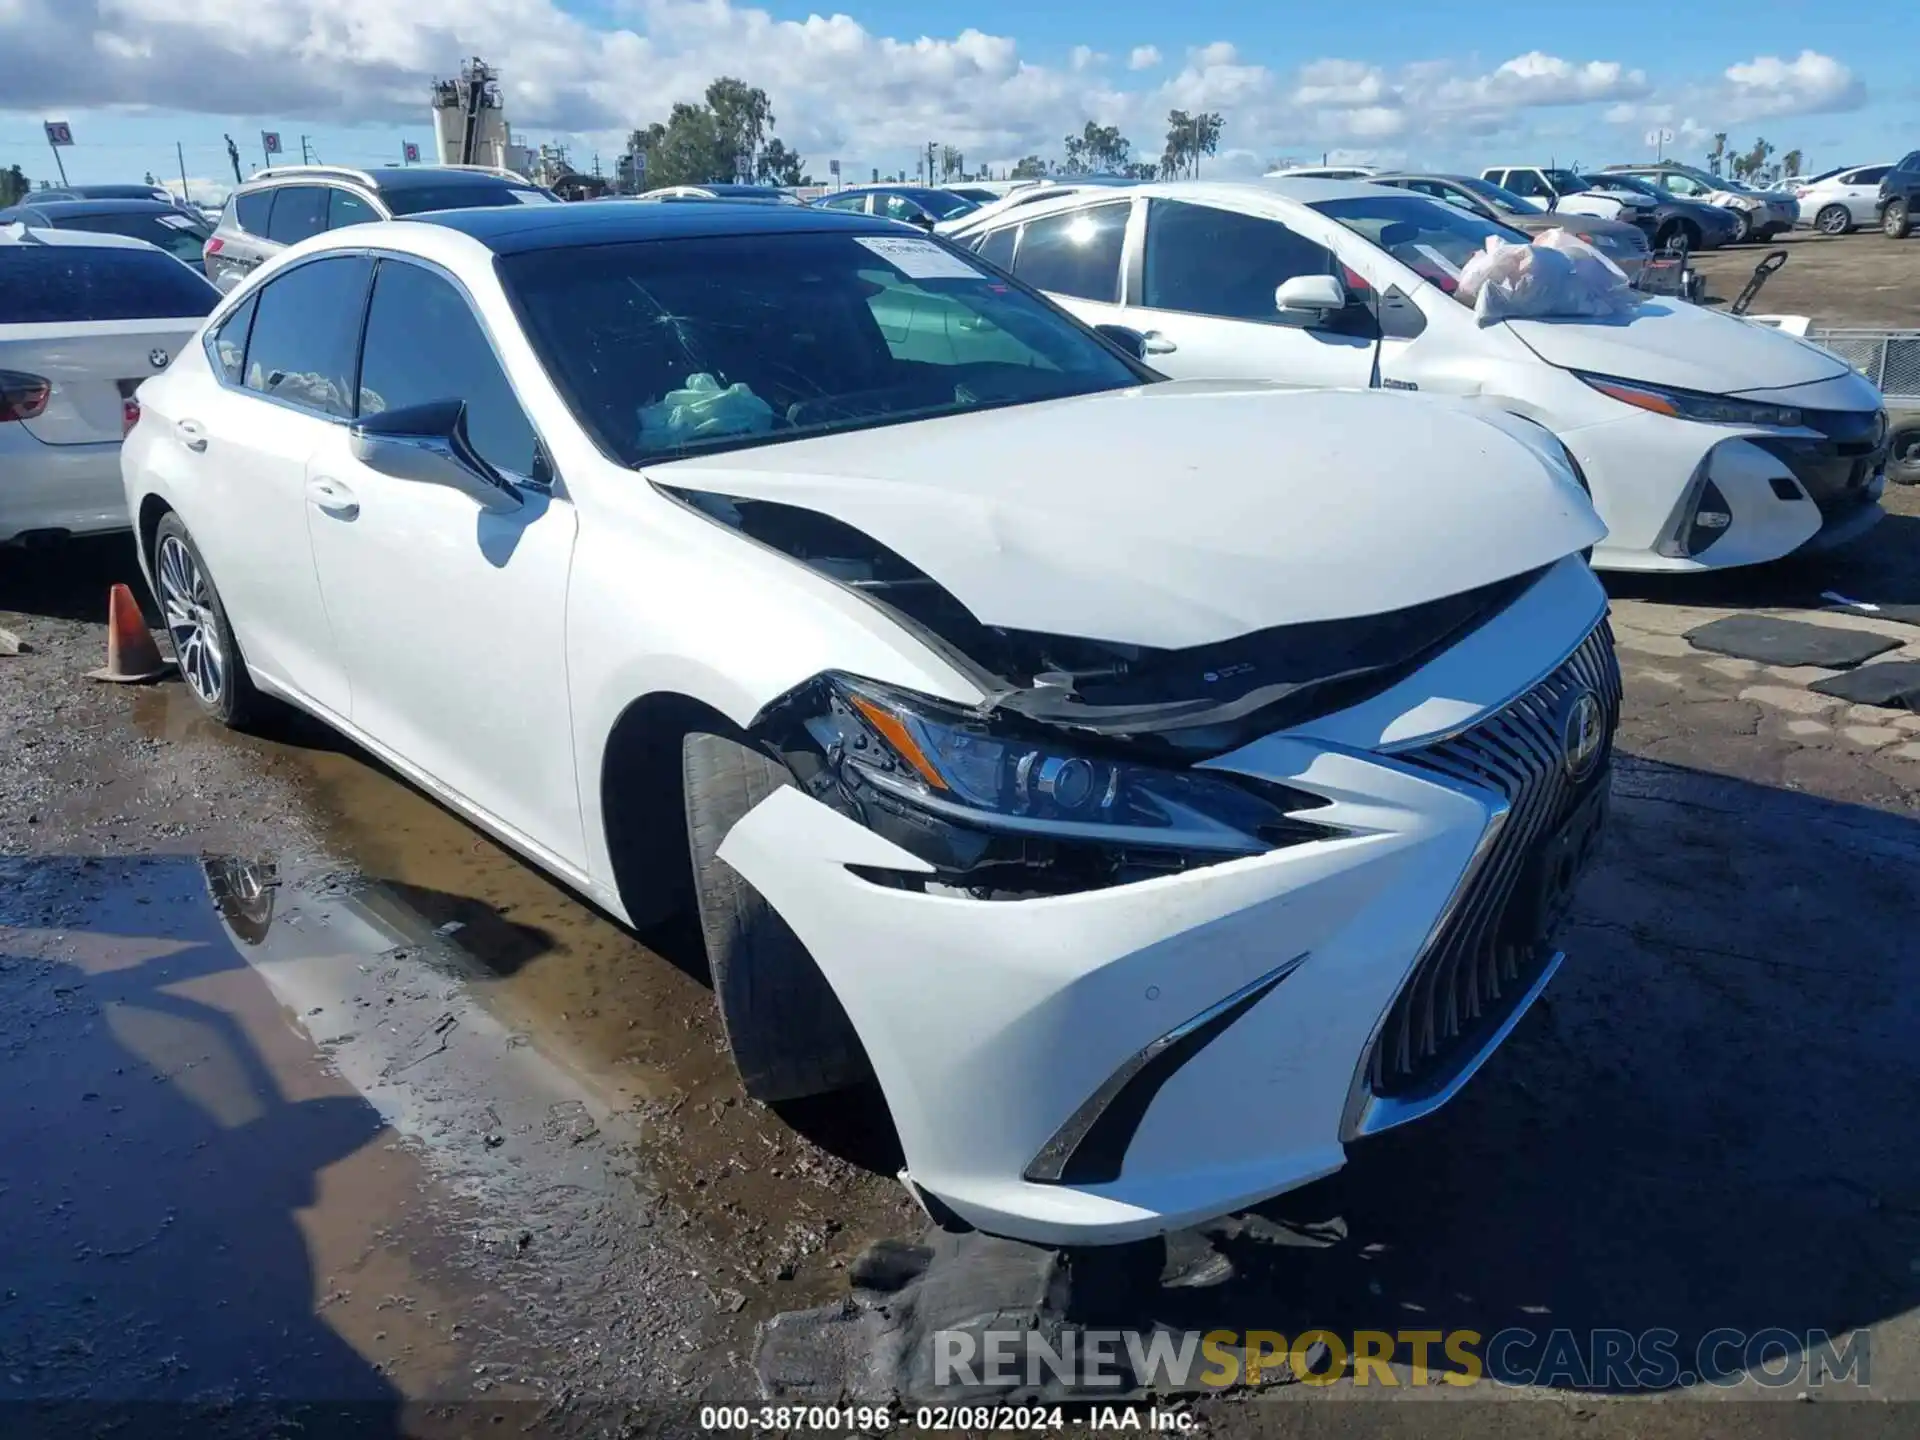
[148,348,170,369]
[1561,689,1604,780]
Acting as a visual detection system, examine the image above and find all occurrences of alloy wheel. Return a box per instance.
[1818,206,1850,235]
[157,534,224,704]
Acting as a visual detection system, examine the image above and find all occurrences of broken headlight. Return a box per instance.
[808,678,1322,857]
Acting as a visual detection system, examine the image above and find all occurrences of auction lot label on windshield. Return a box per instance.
[854,235,985,280]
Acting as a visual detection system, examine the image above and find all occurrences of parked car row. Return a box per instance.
[0,170,1893,1251]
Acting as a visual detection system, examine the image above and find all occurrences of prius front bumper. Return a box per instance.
[717,558,1618,1245]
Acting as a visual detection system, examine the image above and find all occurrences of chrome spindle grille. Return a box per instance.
[1370,622,1622,1099]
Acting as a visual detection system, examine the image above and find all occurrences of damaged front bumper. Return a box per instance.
[717,557,1619,1245]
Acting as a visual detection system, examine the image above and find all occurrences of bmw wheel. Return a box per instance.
[153,512,265,729]
[1816,205,1851,235]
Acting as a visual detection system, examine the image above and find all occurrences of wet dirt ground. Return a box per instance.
[1691,229,1920,330]
[3,479,1920,1438]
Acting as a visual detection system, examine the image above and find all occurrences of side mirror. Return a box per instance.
[1093,323,1150,360]
[350,399,521,511]
[1274,274,1348,320]
[909,213,937,230]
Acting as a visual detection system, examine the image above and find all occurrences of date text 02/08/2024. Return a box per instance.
[697,1405,1197,1432]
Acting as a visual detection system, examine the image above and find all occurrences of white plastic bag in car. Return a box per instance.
[1455,229,1638,324]
[638,373,775,445]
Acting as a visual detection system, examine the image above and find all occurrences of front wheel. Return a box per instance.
[1886,200,1912,239]
[1816,205,1852,235]
[682,730,868,1102]
[1729,209,1753,244]
[152,512,266,729]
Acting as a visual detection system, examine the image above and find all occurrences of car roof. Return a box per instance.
[0,222,167,251]
[2,198,201,218]
[416,198,905,254]
[240,166,536,195]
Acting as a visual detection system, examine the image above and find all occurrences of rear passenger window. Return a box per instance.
[210,294,258,383]
[1142,199,1342,323]
[241,255,373,417]
[1011,203,1127,302]
[266,187,328,245]
[355,259,539,478]
[327,188,378,230]
[235,190,273,234]
[975,227,1017,268]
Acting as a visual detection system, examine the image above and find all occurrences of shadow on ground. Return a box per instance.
[0,855,409,1437]
[0,535,149,624]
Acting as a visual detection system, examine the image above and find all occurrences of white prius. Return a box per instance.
[946,178,1892,573]
[122,201,1617,1245]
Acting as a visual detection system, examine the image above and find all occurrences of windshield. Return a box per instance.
[1582,174,1658,200]
[0,246,218,323]
[499,231,1148,467]
[1312,194,1528,297]
[381,182,556,217]
[50,211,210,263]
[1663,164,1748,193]
[1542,169,1590,194]
[912,191,980,220]
[1456,176,1546,215]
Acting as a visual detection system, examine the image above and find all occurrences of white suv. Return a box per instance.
[122,200,1616,1245]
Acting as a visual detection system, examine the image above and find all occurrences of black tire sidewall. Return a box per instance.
[1887,202,1910,238]
[153,514,249,727]
[1817,206,1849,234]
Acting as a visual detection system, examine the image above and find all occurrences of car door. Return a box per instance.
[1003,199,1131,331]
[175,254,370,715]
[1842,167,1890,223]
[302,255,585,865]
[1112,197,1378,388]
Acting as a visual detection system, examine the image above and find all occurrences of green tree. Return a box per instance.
[940,145,964,181]
[1707,132,1728,176]
[757,137,805,186]
[1732,136,1774,182]
[1780,147,1804,178]
[0,164,30,207]
[706,76,774,180]
[1010,154,1047,179]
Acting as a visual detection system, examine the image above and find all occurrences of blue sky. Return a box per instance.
[1,0,1912,202]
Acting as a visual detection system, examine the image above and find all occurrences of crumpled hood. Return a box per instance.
[1507,297,1852,394]
[647,380,1602,650]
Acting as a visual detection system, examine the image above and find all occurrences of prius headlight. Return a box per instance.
[1576,372,1805,429]
[807,679,1320,856]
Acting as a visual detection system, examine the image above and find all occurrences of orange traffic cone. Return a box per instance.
[87,583,173,684]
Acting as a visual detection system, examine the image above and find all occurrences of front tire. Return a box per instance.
[152,512,265,729]
[682,730,868,1102]
[1886,200,1912,239]
[1816,205,1852,235]
[1729,209,1753,243]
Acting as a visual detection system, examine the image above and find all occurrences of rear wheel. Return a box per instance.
[152,513,265,730]
[1816,205,1852,235]
[1654,219,1700,253]
[682,730,868,1102]
[1889,426,1920,486]
[1886,200,1912,239]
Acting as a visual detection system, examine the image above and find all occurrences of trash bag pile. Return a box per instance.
[1455,228,1640,323]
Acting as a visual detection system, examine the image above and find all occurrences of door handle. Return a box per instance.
[175,419,208,452]
[306,476,359,520]
[1142,331,1178,355]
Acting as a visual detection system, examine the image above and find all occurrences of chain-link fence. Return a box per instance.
[1807,329,1920,400]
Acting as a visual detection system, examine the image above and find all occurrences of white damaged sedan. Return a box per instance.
[121,201,1618,1245]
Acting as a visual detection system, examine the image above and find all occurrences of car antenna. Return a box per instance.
[1367,277,1385,389]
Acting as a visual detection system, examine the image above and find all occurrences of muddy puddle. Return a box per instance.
[123,684,919,1319]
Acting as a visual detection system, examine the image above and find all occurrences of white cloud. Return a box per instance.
[163,174,230,205]
[0,3,1870,179]
[1722,50,1864,120]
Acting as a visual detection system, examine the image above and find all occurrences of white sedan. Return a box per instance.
[1,223,218,544]
[122,200,1616,1245]
[947,178,1892,573]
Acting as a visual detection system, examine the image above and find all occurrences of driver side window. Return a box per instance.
[356,259,540,479]
[1141,199,1346,325]
[1503,170,1548,199]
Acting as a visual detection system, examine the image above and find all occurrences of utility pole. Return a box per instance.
[926,140,937,185]
[223,134,242,185]
[300,135,312,164]
[176,141,188,203]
